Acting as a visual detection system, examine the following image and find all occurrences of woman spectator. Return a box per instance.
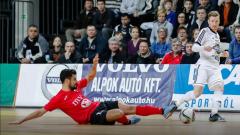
[45,36,64,63]
[172,12,188,38]
[127,27,141,57]
[151,27,171,63]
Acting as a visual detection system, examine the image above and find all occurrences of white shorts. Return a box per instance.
[193,65,224,90]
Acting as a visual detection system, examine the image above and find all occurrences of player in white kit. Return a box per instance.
[164,11,225,122]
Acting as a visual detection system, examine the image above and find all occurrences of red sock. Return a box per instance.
[117,115,130,125]
[136,106,163,116]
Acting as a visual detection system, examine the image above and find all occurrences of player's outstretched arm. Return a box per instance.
[86,54,99,82]
[9,108,47,125]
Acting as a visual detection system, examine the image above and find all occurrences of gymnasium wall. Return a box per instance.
[0,64,239,111]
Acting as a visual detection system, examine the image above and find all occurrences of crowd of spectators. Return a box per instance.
[14,0,240,64]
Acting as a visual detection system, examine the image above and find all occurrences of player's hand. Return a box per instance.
[93,54,99,65]
[225,59,232,64]
[9,120,23,125]
[204,46,212,52]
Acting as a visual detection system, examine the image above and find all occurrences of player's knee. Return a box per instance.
[116,109,125,117]
[209,82,224,91]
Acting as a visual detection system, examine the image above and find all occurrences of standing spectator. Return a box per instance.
[93,0,114,40]
[65,0,96,42]
[127,40,155,64]
[16,24,49,63]
[161,38,183,64]
[79,25,108,63]
[120,0,138,15]
[113,13,134,43]
[226,25,240,64]
[127,27,141,57]
[58,42,82,63]
[146,9,173,44]
[180,42,200,64]
[218,0,239,42]
[190,7,208,32]
[45,36,64,63]
[163,0,177,26]
[172,13,188,38]
[177,27,189,53]
[101,37,126,63]
[151,27,171,63]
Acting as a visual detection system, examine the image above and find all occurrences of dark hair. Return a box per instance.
[139,39,150,46]
[28,24,38,29]
[60,69,76,83]
[85,0,93,3]
[177,26,187,33]
[234,25,240,33]
[197,6,206,12]
[121,13,130,18]
[97,0,105,4]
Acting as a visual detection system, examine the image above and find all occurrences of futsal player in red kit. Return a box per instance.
[10,54,176,125]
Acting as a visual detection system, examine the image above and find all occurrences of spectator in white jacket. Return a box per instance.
[120,0,138,15]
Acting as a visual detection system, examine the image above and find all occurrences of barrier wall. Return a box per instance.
[0,64,239,111]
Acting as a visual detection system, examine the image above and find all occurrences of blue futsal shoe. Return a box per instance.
[129,116,141,125]
[163,101,178,119]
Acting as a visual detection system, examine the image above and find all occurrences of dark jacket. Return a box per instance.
[93,8,114,30]
[190,20,208,31]
[78,36,108,63]
[219,2,239,27]
[100,49,126,63]
[74,8,97,29]
[180,52,200,64]
[127,51,155,64]
[58,51,82,63]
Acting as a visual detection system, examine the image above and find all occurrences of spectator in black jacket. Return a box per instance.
[190,7,208,33]
[93,0,114,40]
[127,40,155,64]
[58,41,82,63]
[16,24,49,63]
[100,36,126,63]
[180,42,199,64]
[65,0,96,41]
[78,25,108,63]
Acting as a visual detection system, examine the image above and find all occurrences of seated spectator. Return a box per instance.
[218,0,239,42]
[226,25,240,64]
[16,24,49,63]
[113,13,134,43]
[127,40,155,64]
[172,12,188,38]
[73,30,83,47]
[101,37,126,63]
[163,0,177,26]
[65,0,96,42]
[132,0,158,26]
[161,38,183,64]
[182,0,195,30]
[45,36,64,63]
[180,42,200,64]
[58,41,82,63]
[151,27,171,63]
[141,9,173,44]
[114,32,127,57]
[79,25,108,63]
[105,0,122,22]
[93,0,114,40]
[120,0,138,15]
[190,7,208,33]
[177,27,189,53]
[191,28,200,42]
[195,0,217,13]
[127,27,141,57]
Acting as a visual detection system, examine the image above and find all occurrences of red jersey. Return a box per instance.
[161,52,183,64]
[44,78,100,124]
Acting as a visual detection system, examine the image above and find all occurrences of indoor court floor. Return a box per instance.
[1,108,240,135]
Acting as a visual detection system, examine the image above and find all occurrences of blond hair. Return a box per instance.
[208,11,220,20]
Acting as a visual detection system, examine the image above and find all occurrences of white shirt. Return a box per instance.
[192,27,221,70]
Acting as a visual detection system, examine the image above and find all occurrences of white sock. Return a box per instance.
[211,91,223,115]
[176,91,196,107]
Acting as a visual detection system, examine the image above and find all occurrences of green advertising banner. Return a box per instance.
[0,64,19,106]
